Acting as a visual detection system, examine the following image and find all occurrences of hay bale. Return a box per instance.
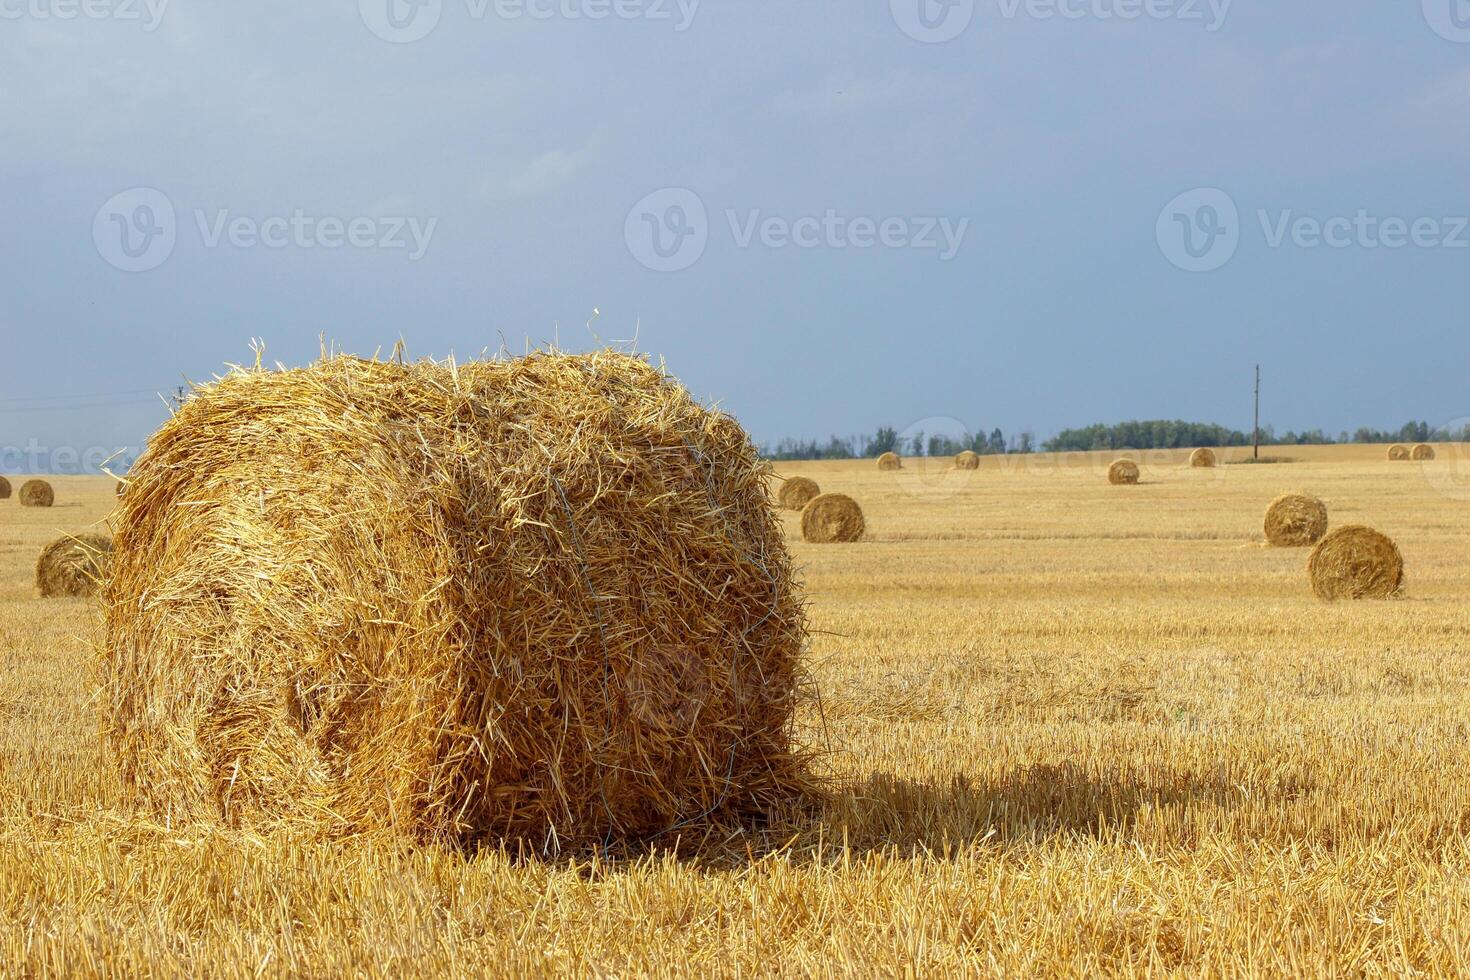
[0,475,10,500]
[1189,447,1217,468]
[1307,525,1403,600]
[1411,443,1436,461]
[36,532,112,598]
[800,493,865,543]
[1388,444,1410,461]
[1263,492,1328,547]
[1107,459,1140,485]
[100,351,808,849]
[877,452,901,471]
[19,479,54,507]
[955,450,980,470]
[776,476,820,511]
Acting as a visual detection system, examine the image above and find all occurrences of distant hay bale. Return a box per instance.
[19,479,54,507]
[36,532,112,598]
[1388,444,1410,461]
[955,450,980,470]
[1411,443,1436,461]
[1307,525,1404,600]
[800,493,865,543]
[1107,459,1140,485]
[100,351,809,849]
[1263,492,1328,547]
[1189,447,1217,468]
[877,452,901,471]
[777,476,820,511]
[0,475,10,500]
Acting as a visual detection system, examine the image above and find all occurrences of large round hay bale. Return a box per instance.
[955,450,980,470]
[1107,459,1140,485]
[1263,492,1327,547]
[777,476,820,511]
[36,532,112,598]
[0,475,10,500]
[1307,525,1403,600]
[1411,443,1436,461]
[19,479,54,507]
[876,452,901,471]
[100,351,808,849]
[1189,447,1217,468]
[1387,444,1410,461]
[800,493,865,543]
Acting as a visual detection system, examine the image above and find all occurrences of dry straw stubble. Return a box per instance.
[955,451,980,471]
[1108,459,1140,485]
[1307,525,1404,600]
[19,479,54,507]
[800,493,865,543]
[1189,447,1217,468]
[877,452,901,471]
[101,350,810,850]
[1263,492,1328,547]
[36,532,112,598]
[777,476,821,511]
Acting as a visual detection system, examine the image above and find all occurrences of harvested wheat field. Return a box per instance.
[4,444,1470,974]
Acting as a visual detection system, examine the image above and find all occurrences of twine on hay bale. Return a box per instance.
[1108,459,1140,485]
[1189,447,1217,468]
[1411,444,1436,461]
[877,452,901,471]
[0,475,10,500]
[1307,525,1403,600]
[19,479,54,507]
[955,450,980,470]
[800,493,865,543]
[1387,444,1410,461]
[1263,492,1327,547]
[777,476,820,511]
[100,350,810,850]
[36,532,112,598]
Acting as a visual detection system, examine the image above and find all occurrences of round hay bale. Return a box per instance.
[19,479,54,508]
[1263,492,1328,547]
[36,532,113,598]
[800,493,865,543]
[955,450,980,470]
[876,452,901,471]
[100,351,808,849]
[776,476,820,511]
[1387,444,1410,461]
[0,475,10,500]
[1307,525,1403,600]
[1411,443,1436,461]
[1189,447,1217,468]
[1107,459,1140,485]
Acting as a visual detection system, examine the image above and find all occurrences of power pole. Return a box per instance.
[172,386,188,412]
[1253,365,1261,461]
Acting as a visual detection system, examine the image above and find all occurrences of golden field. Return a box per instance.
[3,444,1470,976]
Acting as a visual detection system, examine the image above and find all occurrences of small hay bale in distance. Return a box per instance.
[1307,525,1404,600]
[100,351,809,850]
[776,476,820,511]
[800,493,865,543]
[1263,492,1328,547]
[36,532,112,598]
[877,452,902,471]
[955,450,980,470]
[0,475,10,500]
[1388,444,1410,461]
[1189,447,1217,468]
[19,479,54,507]
[1108,459,1140,485]
[1411,443,1436,461]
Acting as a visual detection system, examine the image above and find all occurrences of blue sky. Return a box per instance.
[2,0,1468,468]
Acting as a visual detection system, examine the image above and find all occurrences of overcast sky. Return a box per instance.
[3,0,1469,468]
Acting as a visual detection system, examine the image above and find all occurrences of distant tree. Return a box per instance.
[866,427,898,457]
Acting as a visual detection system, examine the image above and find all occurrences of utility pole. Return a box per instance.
[172,386,188,412]
[1253,365,1261,461]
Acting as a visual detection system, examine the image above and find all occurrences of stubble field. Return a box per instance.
[3,445,1470,976]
